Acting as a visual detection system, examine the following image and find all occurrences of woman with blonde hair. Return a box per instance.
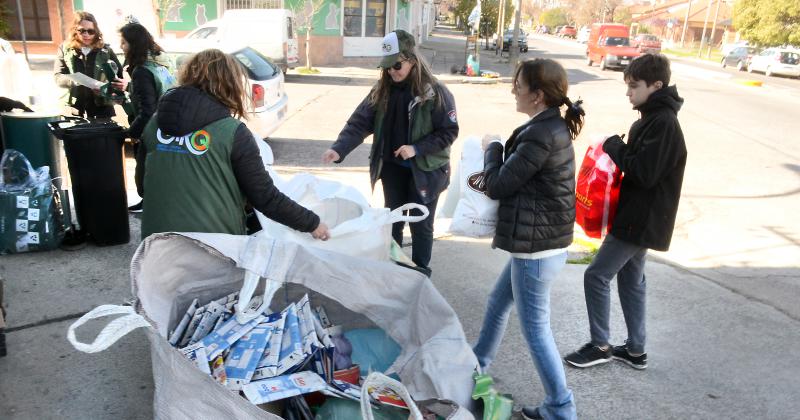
[139,49,329,241]
[321,30,458,277]
[54,11,124,119]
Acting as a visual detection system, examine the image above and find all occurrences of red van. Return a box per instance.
[586,23,640,70]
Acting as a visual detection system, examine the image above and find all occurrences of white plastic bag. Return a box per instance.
[256,174,428,261]
[449,136,499,237]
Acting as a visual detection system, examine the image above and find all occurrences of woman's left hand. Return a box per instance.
[394,145,416,160]
[111,78,128,91]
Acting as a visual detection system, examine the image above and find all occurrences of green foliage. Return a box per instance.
[734,0,800,47]
[0,3,12,39]
[540,7,569,28]
[614,7,633,26]
[455,0,514,34]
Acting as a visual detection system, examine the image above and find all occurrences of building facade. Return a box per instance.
[2,0,435,65]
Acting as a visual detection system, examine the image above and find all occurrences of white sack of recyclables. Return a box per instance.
[448,135,499,238]
[131,233,478,419]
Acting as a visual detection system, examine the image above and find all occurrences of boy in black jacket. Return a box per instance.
[565,54,687,370]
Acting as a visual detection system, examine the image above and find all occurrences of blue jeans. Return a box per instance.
[473,253,576,420]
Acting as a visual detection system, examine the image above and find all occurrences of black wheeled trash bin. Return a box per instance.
[48,119,130,246]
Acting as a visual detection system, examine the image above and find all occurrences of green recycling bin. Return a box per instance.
[0,111,64,189]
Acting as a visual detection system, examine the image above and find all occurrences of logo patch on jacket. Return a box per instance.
[448,110,457,123]
[156,128,211,155]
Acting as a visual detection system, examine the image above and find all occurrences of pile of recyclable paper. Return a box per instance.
[168,292,410,415]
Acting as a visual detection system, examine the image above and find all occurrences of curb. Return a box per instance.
[734,79,763,87]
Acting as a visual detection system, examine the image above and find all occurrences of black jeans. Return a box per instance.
[380,161,438,270]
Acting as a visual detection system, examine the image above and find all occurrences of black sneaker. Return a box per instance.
[564,342,612,368]
[128,200,143,213]
[612,343,647,370]
[521,406,543,420]
[59,229,87,251]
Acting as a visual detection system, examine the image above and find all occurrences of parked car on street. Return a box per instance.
[721,46,760,71]
[162,9,298,73]
[165,45,289,139]
[631,34,661,54]
[558,26,577,38]
[586,23,640,70]
[496,30,529,52]
[747,48,800,78]
[576,26,591,44]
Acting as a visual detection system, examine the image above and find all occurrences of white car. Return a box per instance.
[747,48,800,78]
[165,45,289,139]
[576,27,591,44]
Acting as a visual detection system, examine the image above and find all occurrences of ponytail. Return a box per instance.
[563,97,585,140]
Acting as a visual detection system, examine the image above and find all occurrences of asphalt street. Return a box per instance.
[1,27,799,419]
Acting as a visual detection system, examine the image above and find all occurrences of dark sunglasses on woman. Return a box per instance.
[77,28,96,35]
[391,60,406,71]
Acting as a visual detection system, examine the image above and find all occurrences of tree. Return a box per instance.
[734,0,800,47]
[540,7,569,28]
[290,0,327,70]
[455,0,514,35]
[153,0,183,37]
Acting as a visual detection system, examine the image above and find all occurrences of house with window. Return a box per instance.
[2,0,436,66]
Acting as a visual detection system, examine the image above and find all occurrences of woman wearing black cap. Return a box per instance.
[322,30,458,277]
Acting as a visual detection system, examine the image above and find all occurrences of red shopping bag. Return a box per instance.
[575,142,622,239]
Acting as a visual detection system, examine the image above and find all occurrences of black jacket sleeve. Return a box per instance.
[483,126,552,200]
[603,115,683,189]
[412,84,459,157]
[330,94,376,162]
[230,124,320,232]
[54,45,74,89]
[108,47,123,79]
[127,67,158,139]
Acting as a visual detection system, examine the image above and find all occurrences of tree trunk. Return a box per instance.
[305,30,312,70]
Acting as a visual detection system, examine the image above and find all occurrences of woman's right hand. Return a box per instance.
[311,223,331,241]
[321,149,340,164]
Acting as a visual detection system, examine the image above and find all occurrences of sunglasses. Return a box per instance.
[390,59,407,71]
[77,28,96,35]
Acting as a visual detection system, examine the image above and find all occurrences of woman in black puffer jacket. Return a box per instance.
[472,58,584,420]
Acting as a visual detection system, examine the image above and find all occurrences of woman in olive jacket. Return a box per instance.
[54,11,123,119]
[473,58,584,420]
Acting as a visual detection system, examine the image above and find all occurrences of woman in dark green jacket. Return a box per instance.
[321,30,459,277]
[53,11,124,120]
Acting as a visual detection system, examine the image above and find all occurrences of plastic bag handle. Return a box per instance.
[233,270,275,324]
[389,203,430,224]
[360,372,424,420]
[66,304,151,353]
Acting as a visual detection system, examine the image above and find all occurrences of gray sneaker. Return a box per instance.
[564,342,612,368]
[612,343,648,370]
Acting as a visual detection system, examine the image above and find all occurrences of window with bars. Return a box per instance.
[225,0,283,9]
[344,0,386,37]
[3,0,51,41]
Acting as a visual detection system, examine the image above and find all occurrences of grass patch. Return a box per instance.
[296,67,321,75]
[567,236,600,264]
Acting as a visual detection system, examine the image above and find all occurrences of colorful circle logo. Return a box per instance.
[187,130,211,155]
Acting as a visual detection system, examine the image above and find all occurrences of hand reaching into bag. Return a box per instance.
[311,222,331,241]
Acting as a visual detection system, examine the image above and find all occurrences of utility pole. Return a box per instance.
[509,0,522,67]
[680,0,691,48]
[497,0,505,54]
[698,0,712,56]
[706,0,722,58]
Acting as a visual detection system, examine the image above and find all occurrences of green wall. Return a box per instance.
[286,0,342,36]
[162,0,219,31]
